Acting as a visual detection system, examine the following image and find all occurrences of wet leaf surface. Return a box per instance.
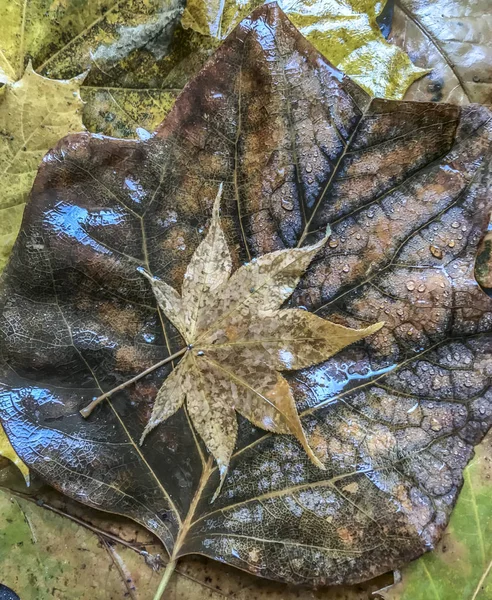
[0,461,392,599]
[388,0,492,105]
[1,3,492,589]
[180,0,427,99]
[0,0,185,137]
[382,431,492,600]
[131,188,382,488]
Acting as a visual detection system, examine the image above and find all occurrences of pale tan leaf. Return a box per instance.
[141,191,380,480]
[138,267,187,337]
[140,356,190,443]
[204,309,384,371]
[181,184,232,341]
[187,357,238,484]
[194,232,330,339]
[203,357,324,469]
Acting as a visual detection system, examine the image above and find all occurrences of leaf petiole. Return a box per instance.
[79,347,188,418]
[153,559,178,600]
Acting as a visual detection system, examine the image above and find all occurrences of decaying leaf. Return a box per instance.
[382,432,492,600]
[0,64,85,273]
[0,457,394,600]
[134,187,382,485]
[1,3,492,589]
[0,424,28,485]
[0,486,162,599]
[388,0,492,105]
[0,0,185,137]
[180,0,427,99]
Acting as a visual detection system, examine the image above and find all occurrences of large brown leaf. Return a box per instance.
[1,3,492,587]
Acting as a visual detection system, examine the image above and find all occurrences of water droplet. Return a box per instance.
[367,210,375,218]
[328,239,339,248]
[448,240,455,248]
[355,233,361,240]
[451,221,460,228]
[281,198,294,211]
[343,265,350,273]
[197,350,205,356]
[430,245,443,259]
[406,281,415,291]
[418,284,426,293]
[306,164,313,173]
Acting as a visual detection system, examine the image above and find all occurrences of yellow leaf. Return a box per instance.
[180,0,428,99]
[137,187,383,490]
[0,423,29,484]
[0,63,85,273]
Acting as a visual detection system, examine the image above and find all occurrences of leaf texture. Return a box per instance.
[0,424,28,484]
[0,3,492,587]
[0,0,185,137]
[0,64,85,273]
[180,0,427,99]
[140,188,381,482]
[388,0,492,105]
[383,432,492,600]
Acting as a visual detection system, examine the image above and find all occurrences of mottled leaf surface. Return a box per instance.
[181,0,427,99]
[388,0,492,105]
[1,3,492,587]
[138,189,382,482]
[0,0,185,137]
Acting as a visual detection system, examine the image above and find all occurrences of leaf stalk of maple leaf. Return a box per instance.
[80,346,188,418]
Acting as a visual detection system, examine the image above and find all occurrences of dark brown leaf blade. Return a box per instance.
[1,2,492,588]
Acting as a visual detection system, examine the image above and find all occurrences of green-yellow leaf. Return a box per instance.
[0,0,185,138]
[180,0,428,99]
[382,433,492,600]
[0,64,85,273]
[0,424,28,485]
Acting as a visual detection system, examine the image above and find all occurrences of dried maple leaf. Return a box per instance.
[132,186,382,486]
[0,3,492,591]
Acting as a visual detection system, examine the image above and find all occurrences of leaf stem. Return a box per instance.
[153,559,178,600]
[80,347,188,418]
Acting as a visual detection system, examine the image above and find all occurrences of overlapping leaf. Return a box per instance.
[388,0,492,105]
[180,0,427,98]
[0,65,84,283]
[137,188,382,485]
[0,0,185,137]
[0,3,492,588]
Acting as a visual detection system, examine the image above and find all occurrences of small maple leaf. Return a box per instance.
[139,185,384,488]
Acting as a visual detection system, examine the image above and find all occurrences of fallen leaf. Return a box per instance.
[0,460,393,599]
[0,64,84,273]
[381,432,492,600]
[180,0,427,98]
[132,187,382,486]
[0,0,185,136]
[1,3,492,589]
[0,425,28,485]
[387,0,492,105]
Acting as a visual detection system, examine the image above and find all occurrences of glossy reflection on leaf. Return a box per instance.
[0,2,492,591]
[84,186,382,490]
